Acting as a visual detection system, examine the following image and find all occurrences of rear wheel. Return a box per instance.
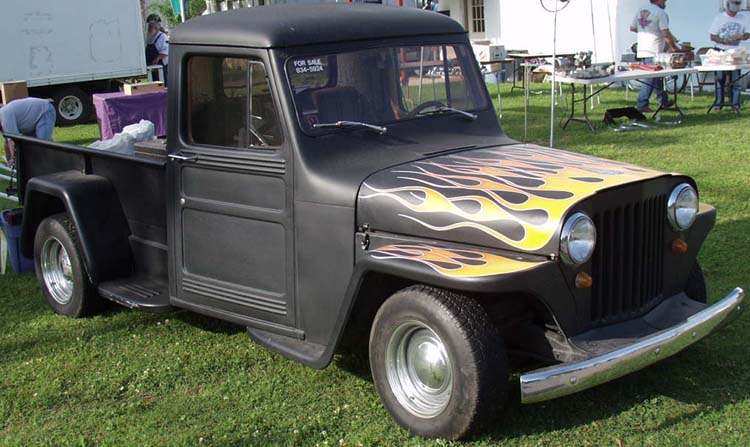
[369,286,508,440]
[34,214,101,317]
[53,86,92,126]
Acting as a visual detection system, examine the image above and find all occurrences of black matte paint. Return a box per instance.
[8,5,718,373]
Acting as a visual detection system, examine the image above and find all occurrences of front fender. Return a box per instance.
[301,234,578,370]
[358,235,579,333]
[21,171,133,284]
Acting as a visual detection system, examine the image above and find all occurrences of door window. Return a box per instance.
[187,56,283,149]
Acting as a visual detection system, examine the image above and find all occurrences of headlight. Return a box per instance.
[560,212,596,265]
[668,183,698,230]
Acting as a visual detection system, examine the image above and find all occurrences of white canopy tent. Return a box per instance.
[432,0,746,146]
[440,0,743,63]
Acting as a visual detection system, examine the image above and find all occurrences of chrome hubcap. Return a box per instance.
[386,321,452,418]
[41,238,74,304]
[59,95,83,120]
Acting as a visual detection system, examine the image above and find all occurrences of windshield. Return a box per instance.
[286,44,488,133]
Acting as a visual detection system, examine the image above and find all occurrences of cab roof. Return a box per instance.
[170,4,466,49]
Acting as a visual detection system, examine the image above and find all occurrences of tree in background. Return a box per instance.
[148,0,207,28]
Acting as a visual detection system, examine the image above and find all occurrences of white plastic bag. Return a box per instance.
[89,119,156,154]
[122,119,155,142]
[89,132,136,154]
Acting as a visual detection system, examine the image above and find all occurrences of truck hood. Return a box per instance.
[357,144,667,255]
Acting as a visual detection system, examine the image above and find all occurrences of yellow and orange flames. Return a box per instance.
[371,244,540,278]
[361,145,665,252]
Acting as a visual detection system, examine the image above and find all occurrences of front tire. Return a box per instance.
[34,214,101,317]
[369,286,508,440]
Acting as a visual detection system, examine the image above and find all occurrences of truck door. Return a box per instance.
[168,52,295,330]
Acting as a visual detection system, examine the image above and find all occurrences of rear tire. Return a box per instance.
[53,86,92,126]
[34,214,101,317]
[369,286,508,440]
[685,261,707,304]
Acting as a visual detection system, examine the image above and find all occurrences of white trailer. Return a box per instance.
[0,0,147,125]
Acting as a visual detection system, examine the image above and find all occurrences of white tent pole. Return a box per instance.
[606,0,616,63]
[589,0,601,111]
[180,0,186,22]
[589,0,597,63]
[549,2,559,148]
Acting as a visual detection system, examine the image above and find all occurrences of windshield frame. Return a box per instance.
[282,38,492,137]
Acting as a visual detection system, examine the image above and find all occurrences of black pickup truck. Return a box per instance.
[5,5,745,440]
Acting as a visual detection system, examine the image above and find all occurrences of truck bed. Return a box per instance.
[14,135,169,284]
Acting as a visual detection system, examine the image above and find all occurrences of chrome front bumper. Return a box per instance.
[520,287,745,404]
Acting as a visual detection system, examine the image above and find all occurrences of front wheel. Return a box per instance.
[369,286,508,440]
[34,214,101,317]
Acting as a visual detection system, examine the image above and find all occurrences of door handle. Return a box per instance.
[168,153,198,162]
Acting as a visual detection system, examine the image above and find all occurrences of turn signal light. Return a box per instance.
[672,238,689,254]
[575,272,593,289]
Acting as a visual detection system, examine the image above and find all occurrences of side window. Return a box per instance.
[187,56,283,149]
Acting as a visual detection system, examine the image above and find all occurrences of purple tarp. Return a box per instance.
[93,91,168,141]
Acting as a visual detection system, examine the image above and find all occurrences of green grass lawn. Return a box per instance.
[1,84,749,446]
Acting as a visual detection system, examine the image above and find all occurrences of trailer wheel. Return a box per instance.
[53,86,92,126]
[369,286,508,440]
[685,261,707,304]
[34,214,101,317]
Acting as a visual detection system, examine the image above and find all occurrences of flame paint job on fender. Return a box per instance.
[359,144,667,254]
[370,244,542,278]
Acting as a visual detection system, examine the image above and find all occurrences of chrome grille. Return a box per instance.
[590,194,667,324]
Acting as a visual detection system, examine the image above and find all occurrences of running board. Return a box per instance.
[98,276,173,313]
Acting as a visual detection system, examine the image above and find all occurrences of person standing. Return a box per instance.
[145,14,169,85]
[629,0,680,113]
[709,0,750,113]
[0,97,56,166]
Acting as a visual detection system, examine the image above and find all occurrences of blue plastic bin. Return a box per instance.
[1,209,35,273]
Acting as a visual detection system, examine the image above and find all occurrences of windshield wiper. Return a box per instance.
[313,120,387,135]
[419,106,477,121]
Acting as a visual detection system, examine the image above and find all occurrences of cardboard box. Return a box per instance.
[530,72,547,83]
[483,62,508,73]
[0,81,28,104]
[472,41,507,63]
[123,81,165,95]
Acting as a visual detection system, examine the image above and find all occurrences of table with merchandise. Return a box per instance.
[554,67,697,132]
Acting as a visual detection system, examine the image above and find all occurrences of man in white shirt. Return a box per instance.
[709,0,750,112]
[629,0,680,113]
[145,15,169,85]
